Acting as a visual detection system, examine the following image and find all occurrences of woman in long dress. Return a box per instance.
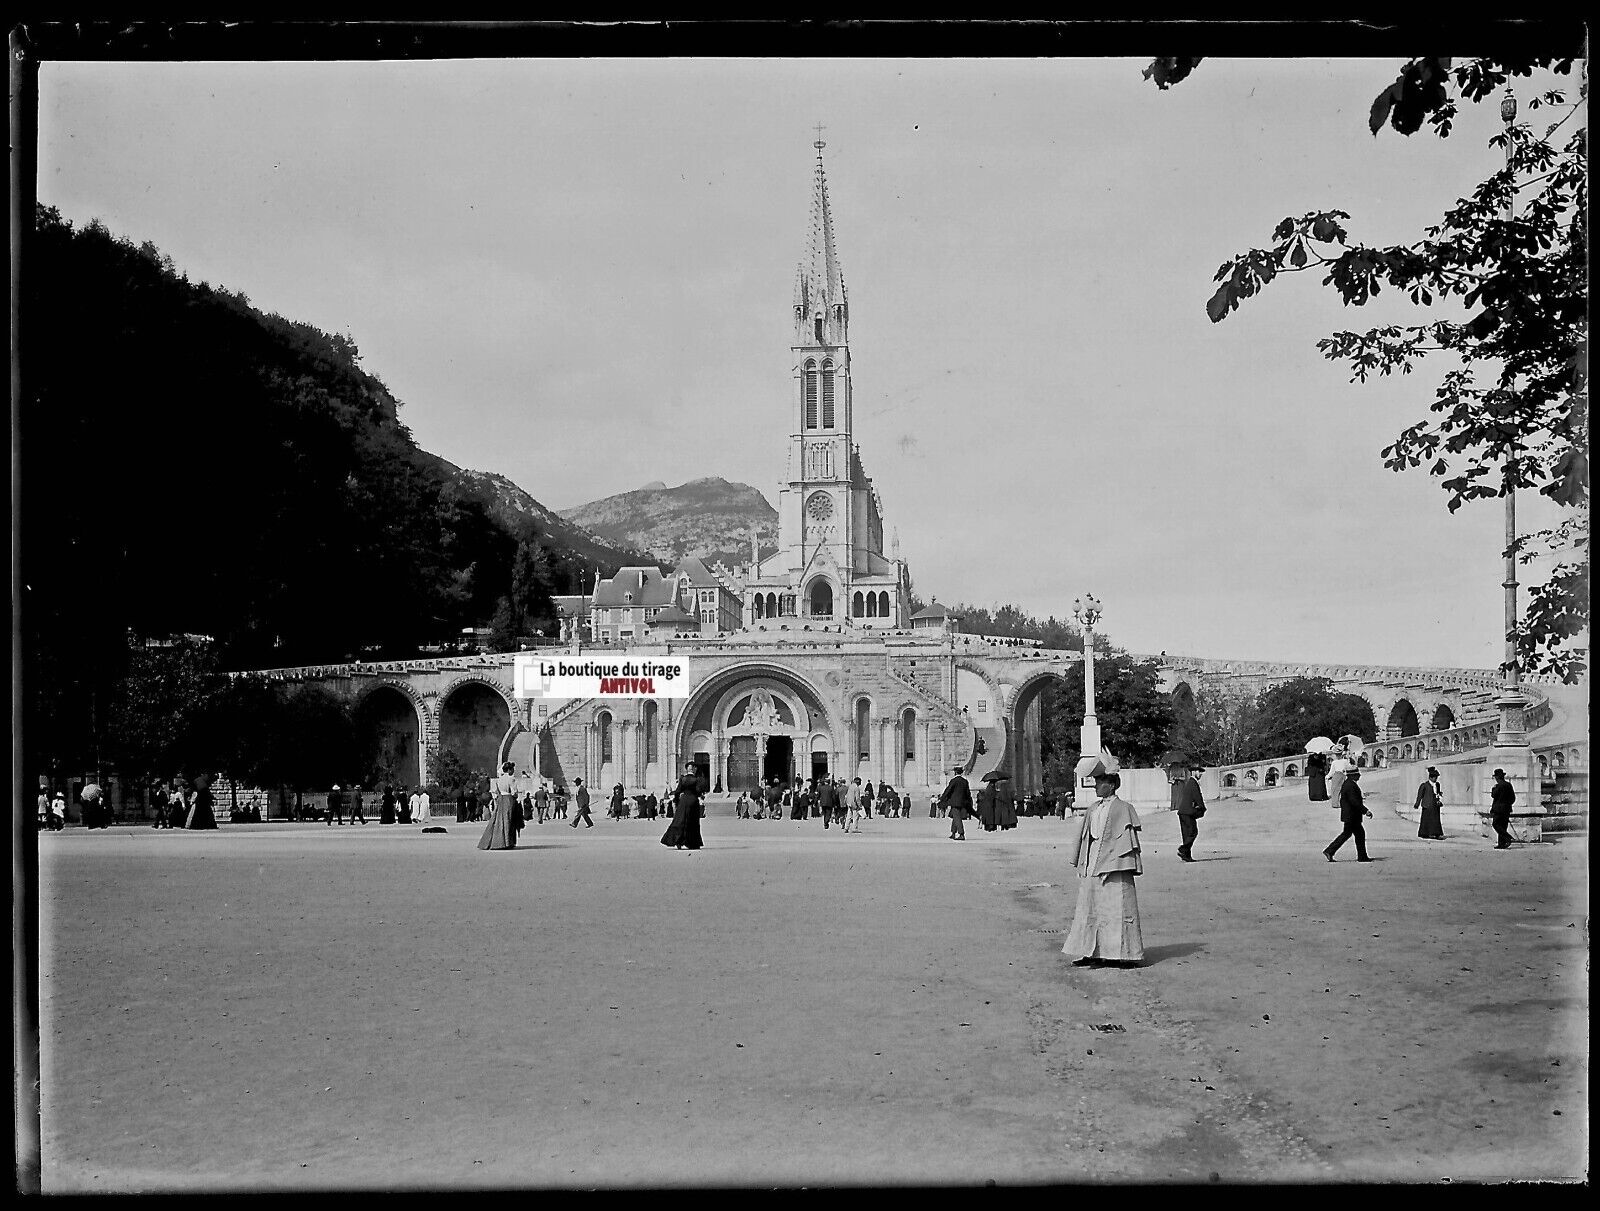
[1062,766,1144,967]
[185,782,219,830]
[478,762,523,850]
[660,766,704,850]
[1306,753,1329,801]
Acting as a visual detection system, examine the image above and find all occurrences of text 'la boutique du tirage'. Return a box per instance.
[513,654,694,699]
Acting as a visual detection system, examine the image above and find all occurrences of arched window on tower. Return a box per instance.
[814,312,824,344]
[879,591,890,618]
[752,594,763,620]
[822,359,836,428]
[866,592,878,618]
[902,707,917,759]
[804,362,819,430]
[852,591,864,617]
[766,592,778,618]
[855,698,872,761]
[598,712,613,764]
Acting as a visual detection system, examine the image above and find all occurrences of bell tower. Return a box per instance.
[781,129,854,574]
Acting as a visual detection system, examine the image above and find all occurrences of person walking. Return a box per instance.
[1415,766,1446,839]
[349,784,368,824]
[735,790,751,819]
[816,776,838,829]
[553,785,569,820]
[326,784,346,826]
[570,778,594,828]
[610,784,627,819]
[1062,757,1145,967]
[1307,752,1330,802]
[411,785,431,825]
[1489,768,1516,848]
[1327,748,1353,811]
[185,781,219,830]
[1323,768,1373,862]
[861,780,875,819]
[845,778,864,832]
[467,781,482,822]
[380,785,397,825]
[456,784,471,823]
[477,761,522,850]
[661,763,705,850]
[49,790,67,831]
[396,786,412,824]
[941,766,973,841]
[765,778,784,821]
[534,782,550,825]
[1172,764,1207,862]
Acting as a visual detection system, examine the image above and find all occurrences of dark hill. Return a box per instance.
[21,207,648,771]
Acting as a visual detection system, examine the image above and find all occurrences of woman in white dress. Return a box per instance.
[1062,761,1145,968]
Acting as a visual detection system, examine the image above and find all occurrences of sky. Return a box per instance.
[35,49,1580,671]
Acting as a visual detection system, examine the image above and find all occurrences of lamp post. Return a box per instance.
[1493,88,1531,754]
[1072,595,1103,785]
[1487,88,1539,837]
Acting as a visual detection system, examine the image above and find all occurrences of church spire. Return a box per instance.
[794,128,848,347]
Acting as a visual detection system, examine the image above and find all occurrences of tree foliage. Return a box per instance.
[19,209,599,776]
[1149,56,1589,681]
[1040,651,1177,775]
[1245,677,1378,762]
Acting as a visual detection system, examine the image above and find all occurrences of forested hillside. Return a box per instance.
[21,207,644,774]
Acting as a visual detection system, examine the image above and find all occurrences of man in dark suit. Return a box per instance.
[570,778,594,828]
[816,776,838,828]
[1171,764,1206,862]
[1323,768,1373,862]
[941,766,974,841]
[1489,768,1516,848]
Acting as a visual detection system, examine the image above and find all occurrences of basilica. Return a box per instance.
[256,141,1063,801]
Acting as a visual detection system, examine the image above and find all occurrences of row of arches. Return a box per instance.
[852,590,891,618]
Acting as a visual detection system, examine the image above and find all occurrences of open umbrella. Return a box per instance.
[1304,736,1336,754]
[1160,750,1193,769]
[980,770,1010,782]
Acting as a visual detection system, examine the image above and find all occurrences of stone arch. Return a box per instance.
[1286,763,1299,777]
[1244,769,1259,785]
[674,662,839,789]
[1430,704,1457,731]
[805,576,836,618]
[1265,766,1280,787]
[353,681,425,790]
[1003,667,1071,796]
[852,590,865,617]
[1357,753,1370,767]
[1223,772,1238,788]
[1170,681,1196,716]
[437,680,513,785]
[438,673,517,713]
[1386,698,1420,739]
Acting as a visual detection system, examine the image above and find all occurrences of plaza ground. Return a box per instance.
[28,773,1588,1189]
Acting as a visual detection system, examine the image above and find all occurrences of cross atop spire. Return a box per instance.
[813,121,827,151]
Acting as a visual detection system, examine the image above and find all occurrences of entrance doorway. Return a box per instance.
[728,737,761,793]
[810,751,830,783]
[763,736,794,787]
[692,752,711,794]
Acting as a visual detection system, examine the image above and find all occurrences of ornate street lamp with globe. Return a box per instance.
[1072,595,1103,786]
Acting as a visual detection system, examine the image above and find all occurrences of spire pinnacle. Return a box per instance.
[794,131,848,346]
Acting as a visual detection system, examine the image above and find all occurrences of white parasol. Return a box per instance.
[1304,736,1336,754]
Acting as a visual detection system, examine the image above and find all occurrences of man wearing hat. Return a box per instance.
[1062,755,1145,966]
[1170,762,1207,862]
[1489,768,1516,849]
[1415,767,1445,840]
[326,784,345,826]
[940,765,974,841]
[1323,767,1373,862]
